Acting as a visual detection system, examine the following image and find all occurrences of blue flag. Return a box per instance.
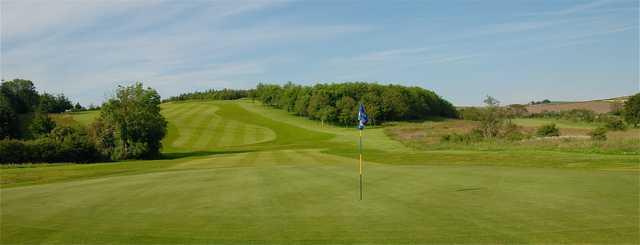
[358,104,368,130]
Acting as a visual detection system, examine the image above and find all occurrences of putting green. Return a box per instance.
[1,100,638,244]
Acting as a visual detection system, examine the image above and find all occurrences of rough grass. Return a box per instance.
[1,100,639,244]
[61,110,99,126]
[385,118,640,155]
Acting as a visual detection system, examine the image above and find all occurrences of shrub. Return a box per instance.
[500,122,526,141]
[604,118,627,131]
[0,125,104,164]
[589,127,608,141]
[0,139,29,163]
[536,123,560,137]
[440,130,483,144]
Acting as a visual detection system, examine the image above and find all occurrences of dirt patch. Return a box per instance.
[526,101,619,114]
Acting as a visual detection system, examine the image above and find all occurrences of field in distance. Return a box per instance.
[2,100,638,244]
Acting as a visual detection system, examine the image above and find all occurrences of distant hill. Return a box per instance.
[525,96,628,114]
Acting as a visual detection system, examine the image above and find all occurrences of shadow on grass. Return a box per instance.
[160,150,255,160]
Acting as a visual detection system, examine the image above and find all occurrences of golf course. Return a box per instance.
[2,100,638,244]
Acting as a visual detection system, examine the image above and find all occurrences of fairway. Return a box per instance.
[2,100,639,244]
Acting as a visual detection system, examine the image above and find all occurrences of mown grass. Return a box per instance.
[1,100,638,244]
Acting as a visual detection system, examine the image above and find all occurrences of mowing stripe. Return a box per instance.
[271,149,292,165]
[182,106,219,149]
[254,126,265,142]
[231,122,247,146]
[208,119,229,147]
[216,120,238,147]
[165,104,205,149]
[171,104,210,148]
[161,103,194,118]
[159,104,182,116]
[192,114,221,150]
[243,126,256,145]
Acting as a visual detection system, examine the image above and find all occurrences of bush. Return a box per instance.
[0,139,29,163]
[589,127,608,141]
[441,129,483,144]
[536,123,560,137]
[604,118,627,131]
[500,122,526,141]
[0,125,104,164]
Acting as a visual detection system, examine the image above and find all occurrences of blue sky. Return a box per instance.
[1,0,638,106]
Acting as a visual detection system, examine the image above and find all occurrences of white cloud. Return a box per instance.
[0,0,372,104]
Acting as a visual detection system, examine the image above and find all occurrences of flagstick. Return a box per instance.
[359,129,363,200]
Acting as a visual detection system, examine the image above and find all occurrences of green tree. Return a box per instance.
[317,106,336,127]
[278,82,300,112]
[29,112,56,138]
[38,93,73,113]
[0,94,17,139]
[307,92,331,120]
[381,87,408,120]
[293,92,311,116]
[98,82,167,159]
[361,92,382,125]
[623,93,640,127]
[1,79,39,113]
[74,102,83,111]
[336,96,356,126]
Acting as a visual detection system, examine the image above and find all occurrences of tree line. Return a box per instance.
[250,82,457,126]
[163,88,250,102]
[1,79,167,164]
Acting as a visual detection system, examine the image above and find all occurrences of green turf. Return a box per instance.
[2,100,639,244]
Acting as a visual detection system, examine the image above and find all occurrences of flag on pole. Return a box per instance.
[357,104,368,200]
[358,104,368,130]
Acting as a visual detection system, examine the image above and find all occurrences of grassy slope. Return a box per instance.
[1,100,638,244]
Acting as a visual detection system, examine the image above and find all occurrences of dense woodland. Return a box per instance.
[163,89,249,102]
[250,82,458,125]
